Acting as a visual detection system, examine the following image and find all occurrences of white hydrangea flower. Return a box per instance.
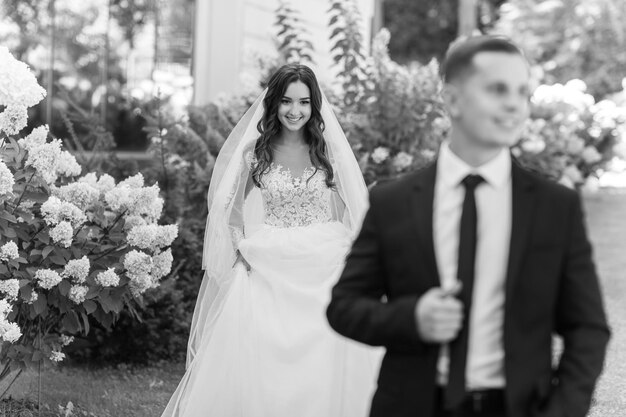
[27,291,39,304]
[104,186,132,212]
[127,225,156,250]
[0,46,47,108]
[371,147,390,164]
[128,185,163,221]
[56,151,82,178]
[96,174,116,194]
[49,350,66,362]
[104,179,163,221]
[62,256,90,284]
[24,138,63,184]
[0,241,19,262]
[521,138,547,154]
[35,269,62,289]
[566,137,585,155]
[128,273,153,297]
[41,196,86,227]
[142,195,164,223]
[127,224,178,251]
[118,173,144,189]
[431,116,451,135]
[151,249,173,279]
[581,146,602,165]
[558,175,575,189]
[565,79,587,92]
[78,172,98,187]
[0,104,28,135]
[0,299,12,315]
[60,335,74,346]
[79,173,115,195]
[68,285,88,304]
[123,215,148,231]
[153,225,178,249]
[0,161,15,195]
[0,321,22,343]
[50,221,74,248]
[392,151,414,171]
[123,250,153,276]
[54,182,100,210]
[95,268,120,287]
[0,279,20,301]
[0,299,20,343]
[17,125,48,152]
[563,165,583,184]
[420,149,437,160]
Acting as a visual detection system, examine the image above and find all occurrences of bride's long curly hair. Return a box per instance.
[251,64,335,189]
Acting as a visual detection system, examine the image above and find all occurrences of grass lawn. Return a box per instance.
[583,189,626,417]
[3,189,625,416]
[2,361,185,416]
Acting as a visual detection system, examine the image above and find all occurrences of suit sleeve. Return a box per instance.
[326,188,428,352]
[541,192,611,417]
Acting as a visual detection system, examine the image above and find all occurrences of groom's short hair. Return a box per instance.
[440,35,526,83]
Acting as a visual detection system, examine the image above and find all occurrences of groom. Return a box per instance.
[327,36,610,417]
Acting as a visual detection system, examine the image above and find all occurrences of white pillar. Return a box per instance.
[458,0,478,37]
[193,0,244,105]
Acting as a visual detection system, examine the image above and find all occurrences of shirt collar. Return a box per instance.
[437,141,511,189]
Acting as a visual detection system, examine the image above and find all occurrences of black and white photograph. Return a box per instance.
[0,0,624,416]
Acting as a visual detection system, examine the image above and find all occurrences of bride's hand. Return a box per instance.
[234,250,251,272]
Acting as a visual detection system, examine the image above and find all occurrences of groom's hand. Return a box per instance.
[414,287,464,343]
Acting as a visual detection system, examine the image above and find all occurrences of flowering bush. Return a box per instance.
[334,31,625,187]
[335,29,445,185]
[0,47,178,379]
[62,89,229,365]
[513,79,626,188]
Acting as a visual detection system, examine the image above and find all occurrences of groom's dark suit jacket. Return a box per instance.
[327,160,610,417]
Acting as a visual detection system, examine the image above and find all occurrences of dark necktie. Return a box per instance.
[445,174,485,410]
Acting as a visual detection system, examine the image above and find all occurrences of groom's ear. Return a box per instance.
[442,83,461,119]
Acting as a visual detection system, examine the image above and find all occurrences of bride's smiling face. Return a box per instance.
[277,81,312,132]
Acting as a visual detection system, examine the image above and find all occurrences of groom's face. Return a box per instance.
[446,51,531,149]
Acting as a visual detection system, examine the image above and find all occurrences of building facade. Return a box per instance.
[192,0,379,105]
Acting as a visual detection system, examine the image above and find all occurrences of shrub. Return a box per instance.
[0,47,177,382]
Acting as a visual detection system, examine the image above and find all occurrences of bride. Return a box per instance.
[160,64,380,417]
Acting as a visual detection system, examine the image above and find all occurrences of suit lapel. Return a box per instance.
[409,162,440,287]
[505,163,536,300]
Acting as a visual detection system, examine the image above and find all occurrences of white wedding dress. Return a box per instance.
[161,161,381,417]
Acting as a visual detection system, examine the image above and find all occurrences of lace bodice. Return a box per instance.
[260,164,333,228]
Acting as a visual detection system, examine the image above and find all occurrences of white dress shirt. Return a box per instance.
[433,141,512,389]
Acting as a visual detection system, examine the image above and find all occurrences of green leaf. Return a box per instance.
[83,300,97,314]
[23,190,49,203]
[61,312,80,334]
[93,308,114,330]
[85,285,99,300]
[20,280,33,300]
[80,312,90,335]
[0,211,17,222]
[99,292,114,313]
[71,246,82,258]
[42,246,55,259]
[58,280,71,297]
[33,294,47,316]
[32,351,44,362]
[50,255,66,266]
